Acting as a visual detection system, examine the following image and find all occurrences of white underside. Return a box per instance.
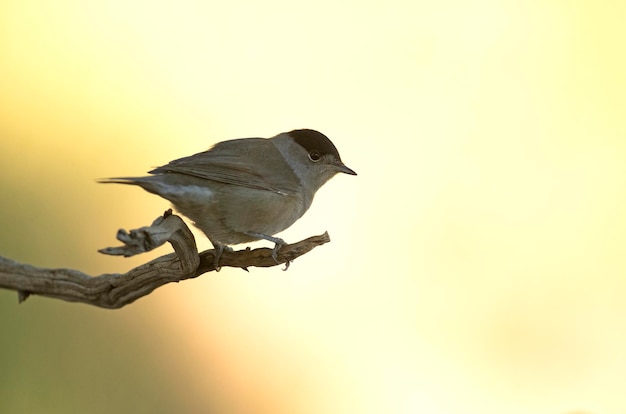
[157,184,215,202]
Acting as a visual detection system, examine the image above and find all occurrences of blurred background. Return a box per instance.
[1,0,625,413]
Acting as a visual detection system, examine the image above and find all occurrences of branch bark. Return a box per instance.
[0,211,331,309]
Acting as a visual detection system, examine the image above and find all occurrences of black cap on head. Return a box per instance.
[288,129,342,161]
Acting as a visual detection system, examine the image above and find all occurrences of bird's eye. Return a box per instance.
[309,151,321,162]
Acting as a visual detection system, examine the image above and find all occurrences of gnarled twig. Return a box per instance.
[0,210,331,308]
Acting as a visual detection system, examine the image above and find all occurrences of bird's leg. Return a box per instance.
[244,232,286,263]
[211,242,232,271]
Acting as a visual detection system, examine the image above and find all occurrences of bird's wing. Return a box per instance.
[149,138,300,194]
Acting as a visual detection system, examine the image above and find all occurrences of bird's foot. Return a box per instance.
[212,243,233,271]
[244,232,287,265]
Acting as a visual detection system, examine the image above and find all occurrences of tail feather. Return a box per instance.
[97,177,161,195]
[97,177,144,185]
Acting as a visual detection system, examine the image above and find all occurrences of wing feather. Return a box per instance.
[149,138,300,195]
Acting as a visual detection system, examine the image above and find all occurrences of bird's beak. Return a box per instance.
[335,162,357,176]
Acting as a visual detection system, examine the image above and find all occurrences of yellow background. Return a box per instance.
[1,1,625,413]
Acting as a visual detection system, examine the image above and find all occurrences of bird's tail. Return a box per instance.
[97,176,162,195]
[97,177,142,185]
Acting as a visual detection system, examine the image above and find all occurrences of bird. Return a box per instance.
[99,129,356,266]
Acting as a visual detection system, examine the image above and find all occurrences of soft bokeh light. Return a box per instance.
[1,1,625,413]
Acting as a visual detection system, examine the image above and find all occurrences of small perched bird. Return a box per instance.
[100,129,356,265]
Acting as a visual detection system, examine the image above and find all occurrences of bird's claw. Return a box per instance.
[271,242,283,263]
[271,241,292,271]
[212,244,233,271]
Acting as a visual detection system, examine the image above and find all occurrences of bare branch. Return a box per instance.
[0,211,331,309]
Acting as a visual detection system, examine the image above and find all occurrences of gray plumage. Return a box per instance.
[100,129,356,260]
